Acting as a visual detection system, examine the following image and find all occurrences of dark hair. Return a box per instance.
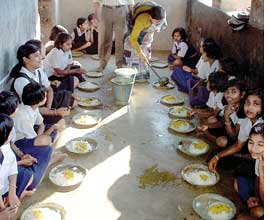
[0,91,19,116]
[25,39,42,51]
[172,27,187,41]
[77,17,87,27]
[149,6,165,20]
[88,13,95,22]
[244,88,264,118]
[9,44,39,79]
[208,71,228,92]
[22,83,46,106]
[220,57,239,77]
[54,32,72,49]
[249,123,264,137]
[222,78,246,118]
[0,114,14,146]
[202,38,222,60]
[49,25,68,41]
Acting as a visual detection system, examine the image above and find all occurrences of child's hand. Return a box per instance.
[208,156,219,172]
[188,110,196,118]
[197,125,209,132]
[80,68,87,74]
[258,155,264,177]
[7,193,20,208]
[224,104,235,119]
[56,107,70,117]
[51,80,61,88]
[247,197,260,208]
[0,207,17,220]
[182,65,191,72]
[19,154,37,166]
[86,42,92,47]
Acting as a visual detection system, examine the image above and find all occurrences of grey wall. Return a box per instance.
[0,0,40,87]
[55,0,187,51]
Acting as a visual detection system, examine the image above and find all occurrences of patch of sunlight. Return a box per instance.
[56,106,128,147]
[37,145,131,220]
[198,0,213,7]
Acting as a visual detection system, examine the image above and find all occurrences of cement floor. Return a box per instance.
[17,53,243,220]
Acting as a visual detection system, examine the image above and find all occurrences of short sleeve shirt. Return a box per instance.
[206,92,224,110]
[43,48,73,77]
[172,41,188,58]
[196,56,219,79]
[0,143,18,195]
[13,104,43,141]
[13,66,50,100]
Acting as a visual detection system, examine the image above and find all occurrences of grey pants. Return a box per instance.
[98,6,128,70]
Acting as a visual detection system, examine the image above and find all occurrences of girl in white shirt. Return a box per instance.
[235,123,264,220]
[208,88,264,173]
[0,114,23,211]
[168,28,198,69]
[43,32,86,91]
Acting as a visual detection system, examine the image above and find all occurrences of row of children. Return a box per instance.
[168,27,264,219]
[45,14,115,56]
[0,19,98,217]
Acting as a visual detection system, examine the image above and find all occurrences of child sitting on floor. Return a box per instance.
[208,88,263,174]
[45,25,68,55]
[71,17,92,53]
[168,27,198,70]
[235,123,264,220]
[44,32,86,89]
[0,114,25,212]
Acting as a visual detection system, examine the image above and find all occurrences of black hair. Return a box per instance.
[77,17,87,27]
[202,38,222,60]
[25,39,42,51]
[22,83,46,106]
[172,27,187,41]
[0,114,14,146]
[220,57,239,77]
[249,123,264,137]
[9,44,39,79]
[49,25,68,41]
[243,88,264,118]
[149,6,165,20]
[222,78,246,118]
[88,13,95,22]
[54,32,72,49]
[0,91,19,116]
[208,71,228,92]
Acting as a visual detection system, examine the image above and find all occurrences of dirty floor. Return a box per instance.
[17,52,243,220]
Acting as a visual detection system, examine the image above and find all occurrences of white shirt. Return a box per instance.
[13,67,50,100]
[219,110,239,125]
[93,0,134,6]
[71,27,91,42]
[237,117,264,142]
[171,41,188,58]
[0,143,18,195]
[13,104,43,141]
[196,56,219,79]
[206,92,224,110]
[43,48,73,77]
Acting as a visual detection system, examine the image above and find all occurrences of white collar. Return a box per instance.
[20,66,39,76]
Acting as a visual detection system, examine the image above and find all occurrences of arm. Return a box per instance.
[7,175,20,207]
[45,86,53,109]
[258,159,264,203]
[208,140,245,172]
[37,123,45,136]
[53,67,82,76]
[223,105,240,138]
[10,143,24,159]
[182,66,198,75]
[72,42,92,52]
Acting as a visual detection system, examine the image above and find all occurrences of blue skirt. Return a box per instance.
[15,138,53,190]
[170,67,193,92]
[16,166,33,197]
[187,77,209,107]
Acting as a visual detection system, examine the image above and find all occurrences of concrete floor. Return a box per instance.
[17,53,243,220]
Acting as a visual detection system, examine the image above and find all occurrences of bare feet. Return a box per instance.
[49,152,67,166]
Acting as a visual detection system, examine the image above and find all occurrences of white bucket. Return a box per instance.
[111,77,134,105]
[114,68,138,80]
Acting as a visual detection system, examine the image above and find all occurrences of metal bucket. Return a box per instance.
[111,77,134,105]
[114,68,138,80]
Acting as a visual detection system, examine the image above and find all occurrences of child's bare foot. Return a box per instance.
[49,152,67,166]
[20,189,36,199]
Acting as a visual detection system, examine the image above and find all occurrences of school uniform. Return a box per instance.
[13,104,53,189]
[43,47,85,88]
[0,143,19,196]
[206,92,224,110]
[71,27,91,50]
[187,58,219,107]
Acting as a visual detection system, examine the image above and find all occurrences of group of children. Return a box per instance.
[168,27,264,220]
[0,18,99,218]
